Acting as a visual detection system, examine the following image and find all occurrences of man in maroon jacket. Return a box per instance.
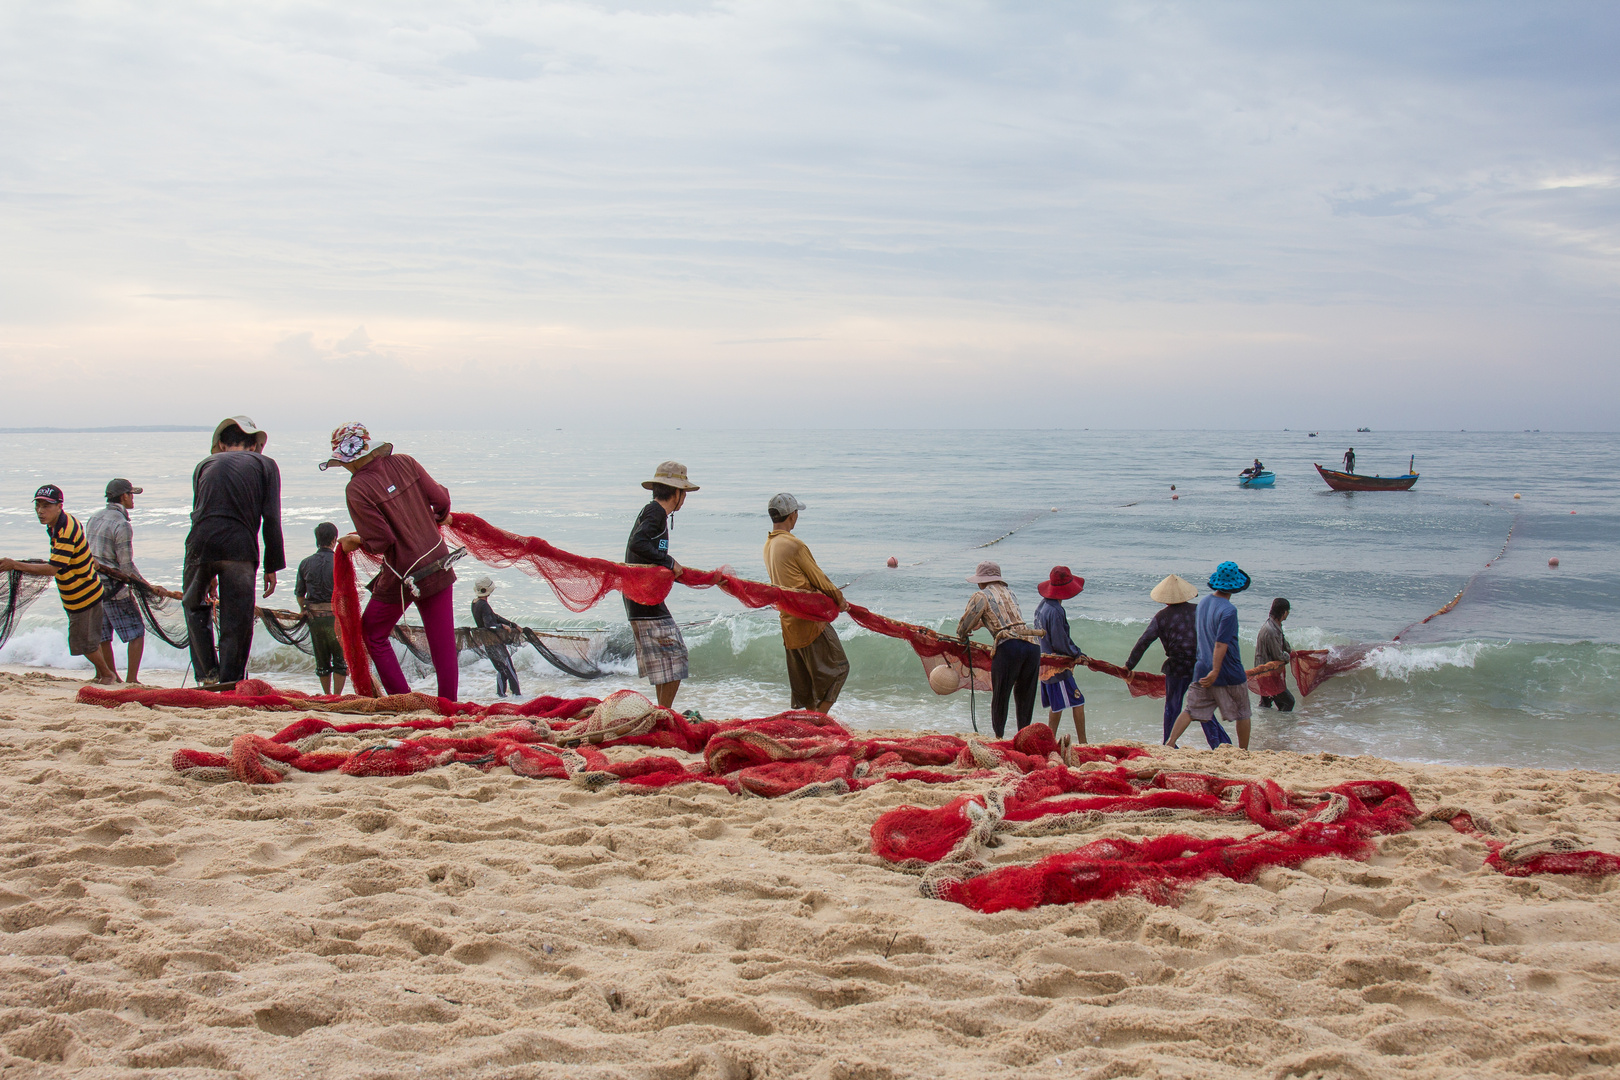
[321,422,459,701]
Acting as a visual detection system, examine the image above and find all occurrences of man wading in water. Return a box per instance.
[764,493,850,715]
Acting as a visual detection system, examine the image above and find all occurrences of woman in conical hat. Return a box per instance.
[1125,574,1232,748]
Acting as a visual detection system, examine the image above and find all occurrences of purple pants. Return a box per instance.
[361,584,459,701]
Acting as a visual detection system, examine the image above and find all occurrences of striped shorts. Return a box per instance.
[631,617,689,686]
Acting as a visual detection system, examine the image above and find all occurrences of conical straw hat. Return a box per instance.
[1150,574,1198,604]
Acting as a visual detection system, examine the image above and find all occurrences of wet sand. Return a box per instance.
[1,667,1618,1079]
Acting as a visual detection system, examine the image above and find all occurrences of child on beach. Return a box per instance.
[294,523,348,696]
[1032,566,1087,743]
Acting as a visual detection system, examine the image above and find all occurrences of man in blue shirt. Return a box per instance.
[1166,561,1254,749]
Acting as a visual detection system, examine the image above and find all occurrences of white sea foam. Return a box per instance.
[1361,642,1492,680]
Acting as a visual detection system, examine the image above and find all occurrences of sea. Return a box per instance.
[2,429,1615,771]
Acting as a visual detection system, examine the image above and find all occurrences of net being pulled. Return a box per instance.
[0,570,52,650]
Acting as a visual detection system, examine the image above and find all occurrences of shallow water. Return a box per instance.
[2,428,1615,769]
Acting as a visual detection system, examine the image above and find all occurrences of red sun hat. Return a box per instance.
[1038,566,1084,600]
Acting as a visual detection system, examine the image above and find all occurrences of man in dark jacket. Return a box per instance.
[471,577,522,698]
[624,461,698,709]
[183,417,284,686]
[295,522,347,695]
[1125,574,1231,748]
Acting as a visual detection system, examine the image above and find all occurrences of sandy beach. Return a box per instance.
[1,667,1617,1080]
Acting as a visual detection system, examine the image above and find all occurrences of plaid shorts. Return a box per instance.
[631,617,689,686]
[100,594,146,644]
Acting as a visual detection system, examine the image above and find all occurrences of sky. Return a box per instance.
[2,1,1617,430]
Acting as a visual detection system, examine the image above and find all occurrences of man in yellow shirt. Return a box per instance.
[762,493,849,714]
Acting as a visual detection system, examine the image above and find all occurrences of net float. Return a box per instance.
[1549,557,1560,567]
[886,556,899,568]
[928,665,961,695]
[1514,493,1521,499]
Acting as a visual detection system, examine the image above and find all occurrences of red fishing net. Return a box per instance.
[332,544,379,697]
[445,513,673,612]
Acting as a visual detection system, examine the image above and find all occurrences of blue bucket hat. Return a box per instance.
[1208,561,1251,593]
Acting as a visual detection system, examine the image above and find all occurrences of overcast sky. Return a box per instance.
[2,2,1617,429]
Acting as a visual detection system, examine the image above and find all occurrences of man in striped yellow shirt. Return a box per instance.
[0,485,118,683]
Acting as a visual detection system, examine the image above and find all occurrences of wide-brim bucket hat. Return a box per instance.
[1208,561,1251,593]
[966,560,1005,585]
[643,461,699,491]
[319,422,391,471]
[1037,566,1084,600]
[474,577,496,597]
[1150,574,1198,604]
[212,416,268,453]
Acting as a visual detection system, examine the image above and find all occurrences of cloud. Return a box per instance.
[0,1,1617,428]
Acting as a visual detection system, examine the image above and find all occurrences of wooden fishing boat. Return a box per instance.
[1315,464,1418,491]
[1239,470,1275,488]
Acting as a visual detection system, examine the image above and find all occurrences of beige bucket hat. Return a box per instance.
[1150,574,1198,604]
[966,560,1006,585]
[211,416,268,453]
[473,577,496,598]
[643,461,700,491]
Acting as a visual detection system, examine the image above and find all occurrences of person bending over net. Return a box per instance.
[471,577,521,698]
[183,417,284,687]
[0,485,119,684]
[322,423,459,701]
[295,522,348,695]
[957,560,1044,738]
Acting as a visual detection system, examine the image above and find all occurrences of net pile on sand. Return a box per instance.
[156,685,1145,794]
[119,680,1620,906]
[870,765,1620,912]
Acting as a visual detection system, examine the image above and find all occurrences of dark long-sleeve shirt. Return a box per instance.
[344,450,453,606]
[187,451,285,572]
[295,548,335,606]
[623,501,674,621]
[471,597,518,631]
[1033,598,1082,659]
[1125,601,1199,680]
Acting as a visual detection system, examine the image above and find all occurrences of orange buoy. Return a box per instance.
[886,556,899,568]
[1513,493,1521,499]
[1549,557,1560,567]
[1171,494,1179,500]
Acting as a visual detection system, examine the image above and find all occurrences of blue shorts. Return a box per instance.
[1040,671,1084,711]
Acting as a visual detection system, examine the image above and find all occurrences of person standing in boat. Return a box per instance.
[471,577,522,698]
[1343,447,1356,473]
[322,423,459,701]
[957,560,1044,738]
[1125,574,1230,748]
[1254,598,1294,712]
[624,462,699,710]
